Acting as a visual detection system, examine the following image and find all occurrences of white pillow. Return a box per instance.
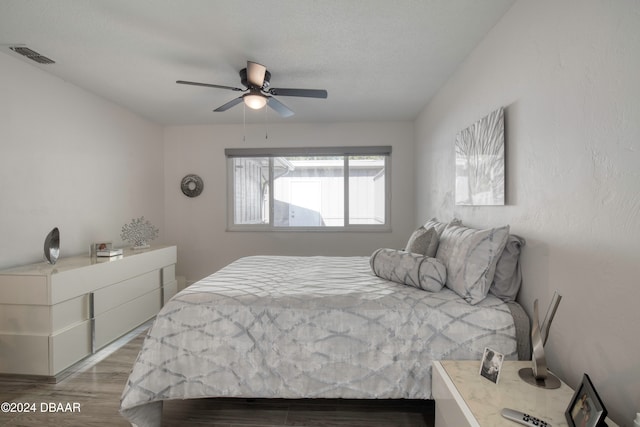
[435,224,510,304]
[423,217,462,237]
[405,226,439,257]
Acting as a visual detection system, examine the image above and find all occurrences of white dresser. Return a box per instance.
[0,245,177,378]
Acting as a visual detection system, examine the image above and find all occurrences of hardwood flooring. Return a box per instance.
[0,323,434,426]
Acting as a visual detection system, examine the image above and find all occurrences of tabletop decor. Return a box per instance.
[519,291,562,389]
[44,227,60,264]
[479,347,504,384]
[121,216,159,249]
[565,373,608,427]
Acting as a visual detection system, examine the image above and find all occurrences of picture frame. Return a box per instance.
[91,242,112,257]
[455,107,505,206]
[565,373,608,427]
[479,347,504,384]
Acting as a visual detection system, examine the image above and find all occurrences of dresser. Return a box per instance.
[0,245,177,378]
[432,360,618,427]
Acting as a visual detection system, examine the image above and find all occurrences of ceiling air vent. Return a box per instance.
[9,46,55,64]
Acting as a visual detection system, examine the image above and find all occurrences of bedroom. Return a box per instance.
[0,1,638,426]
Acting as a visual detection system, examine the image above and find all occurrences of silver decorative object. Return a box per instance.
[120,216,159,249]
[519,291,562,389]
[44,227,60,264]
[181,174,204,198]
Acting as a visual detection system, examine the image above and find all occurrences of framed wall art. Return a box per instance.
[455,107,505,206]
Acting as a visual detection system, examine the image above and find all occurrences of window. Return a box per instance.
[226,146,391,230]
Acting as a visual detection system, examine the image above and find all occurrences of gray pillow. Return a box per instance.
[370,248,446,293]
[489,234,525,302]
[435,224,510,304]
[423,217,462,237]
[405,226,439,257]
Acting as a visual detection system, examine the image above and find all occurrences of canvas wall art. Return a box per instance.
[455,107,505,206]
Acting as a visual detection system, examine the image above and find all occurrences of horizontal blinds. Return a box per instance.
[225,146,392,158]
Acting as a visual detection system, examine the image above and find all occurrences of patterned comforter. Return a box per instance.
[120,256,517,426]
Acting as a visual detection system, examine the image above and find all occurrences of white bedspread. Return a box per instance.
[120,256,517,426]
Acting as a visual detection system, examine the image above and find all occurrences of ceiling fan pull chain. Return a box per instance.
[243,103,246,142]
[264,105,268,140]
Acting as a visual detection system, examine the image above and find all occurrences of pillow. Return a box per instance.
[489,234,525,302]
[435,224,510,304]
[423,217,462,237]
[405,226,439,257]
[370,248,446,293]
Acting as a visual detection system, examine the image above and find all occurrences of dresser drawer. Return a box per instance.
[0,275,48,305]
[163,279,178,305]
[50,321,92,374]
[93,270,160,316]
[93,288,161,350]
[0,333,49,375]
[52,294,89,332]
[162,264,176,285]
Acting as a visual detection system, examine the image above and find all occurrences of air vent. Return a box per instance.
[9,46,55,64]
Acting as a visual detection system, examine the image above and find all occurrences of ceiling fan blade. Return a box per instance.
[177,80,244,92]
[214,96,244,112]
[267,96,294,118]
[247,61,267,88]
[268,88,328,98]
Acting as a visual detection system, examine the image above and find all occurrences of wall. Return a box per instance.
[0,53,165,269]
[164,121,415,283]
[414,0,639,424]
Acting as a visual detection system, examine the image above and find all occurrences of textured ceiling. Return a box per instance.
[0,0,514,125]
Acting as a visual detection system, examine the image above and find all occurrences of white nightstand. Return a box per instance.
[432,360,618,427]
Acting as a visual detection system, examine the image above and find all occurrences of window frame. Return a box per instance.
[226,146,392,232]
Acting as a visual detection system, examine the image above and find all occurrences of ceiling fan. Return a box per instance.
[177,61,327,118]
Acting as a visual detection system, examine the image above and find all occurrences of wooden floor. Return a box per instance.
[0,325,435,427]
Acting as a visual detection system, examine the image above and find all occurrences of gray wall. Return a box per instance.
[414,1,640,424]
[0,52,165,270]
[163,122,415,283]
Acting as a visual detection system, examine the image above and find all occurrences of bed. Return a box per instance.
[120,244,529,427]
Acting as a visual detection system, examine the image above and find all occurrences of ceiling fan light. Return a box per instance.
[244,94,267,110]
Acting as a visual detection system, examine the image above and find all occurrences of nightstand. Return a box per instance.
[432,360,618,427]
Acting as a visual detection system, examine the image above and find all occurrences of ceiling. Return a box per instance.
[0,0,514,125]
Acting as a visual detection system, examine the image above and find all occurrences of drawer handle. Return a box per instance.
[89,292,96,354]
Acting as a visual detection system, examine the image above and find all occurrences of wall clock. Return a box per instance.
[181,174,204,197]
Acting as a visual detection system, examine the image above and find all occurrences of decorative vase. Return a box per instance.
[44,227,60,264]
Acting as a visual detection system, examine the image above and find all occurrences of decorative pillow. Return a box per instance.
[489,234,525,302]
[423,217,462,238]
[435,224,510,304]
[405,226,439,257]
[370,248,446,293]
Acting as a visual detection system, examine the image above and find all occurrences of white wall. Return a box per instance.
[164,121,415,283]
[0,53,165,269]
[414,1,639,424]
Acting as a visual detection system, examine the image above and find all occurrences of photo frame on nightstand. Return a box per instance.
[479,347,504,384]
[565,373,608,427]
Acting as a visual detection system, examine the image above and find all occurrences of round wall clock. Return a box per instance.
[181,174,204,197]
